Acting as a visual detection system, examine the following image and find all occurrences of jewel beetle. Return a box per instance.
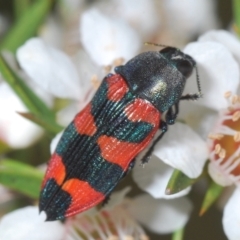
[39,44,202,221]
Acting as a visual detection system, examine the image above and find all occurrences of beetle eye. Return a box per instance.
[176,60,193,78]
[160,47,176,54]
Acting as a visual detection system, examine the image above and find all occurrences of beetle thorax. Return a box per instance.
[115,50,192,113]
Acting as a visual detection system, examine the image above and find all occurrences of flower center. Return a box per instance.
[67,204,148,240]
[208,92,240,185]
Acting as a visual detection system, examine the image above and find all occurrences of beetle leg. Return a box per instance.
[141,121,168,164]
[102,195,111,207]
[127,159,136,172]
[165,103,179,125]
[180,93,201,100]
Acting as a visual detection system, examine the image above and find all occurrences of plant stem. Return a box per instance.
[233,0,240,37]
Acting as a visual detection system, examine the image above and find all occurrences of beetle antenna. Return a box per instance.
[195,65,202,97]
[144,42,170,49]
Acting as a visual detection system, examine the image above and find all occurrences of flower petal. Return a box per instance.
[127,194,192,234]
[184,41,239,111]
[103,187,131,210]
[39,16,64,48]
[72,50,104,101]
[132,156,191,199]
[163,0,218,43]
[80,8,141,65]
[96,0,160,37]
[198,30,240,66]
[153,122,208,178]
[208,162,233,187]
[56,101,81,126]
[0,206,71,240]
[50,131,64,154]
[0,82,43,148]
[223,188,240,240]
[17,38,82,100]
[178,101,218,140]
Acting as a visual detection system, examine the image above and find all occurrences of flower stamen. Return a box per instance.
[231,95,239,105]
[68,204,148,240]
[224,91,232,98]
[91,74,101,89]
[208,133,224,140]
[226,158,240,174]
[219,148,226,159]
[232,111,240,122]
[208,92,240,186]
[214,143,221,154]
[234,132,240,142]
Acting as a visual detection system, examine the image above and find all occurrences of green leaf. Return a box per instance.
[172,228,184,240]
[18,112,63,135]
[0,54,57,122]
[0,140,11,154]
[233,0,240,37]
[14,0,31,20]
[200,180,223,216]
[0,0,54,53]
[0,159,44,199]
[166,169,197,194]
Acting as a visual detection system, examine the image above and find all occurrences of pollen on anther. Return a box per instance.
[234,132,240,142]
[140,235,150,240]
[214,144,221,154]
[209,133,224,140]
[113,57,125,66]
[219,148,226,159]
[232,111,240,122]
[231,95,239,105]
[208,93,240,185]
[104,65,112,73]
[224,91,232,98]
[91,74,100,89]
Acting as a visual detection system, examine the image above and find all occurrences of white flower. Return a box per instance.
[162,0,218,44]
[70,190,149,240]
[223,188,240,240]
[126,194,192,234]
[154,122,208,178]
[183,30,240,240]
[39,16,64,49]
[16,38,102,126]
[15,13,240,238]
[184,41,239,111]
[132,30,240,240]
[0,188,192,239]
[199,30,240,66]
[0,82,43,148]
[80,8,141,66]
[0,52,52,148]
[17,38,82,100]
[94,0,160,37]
[0,206,71,240]
[133,155,192,199]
